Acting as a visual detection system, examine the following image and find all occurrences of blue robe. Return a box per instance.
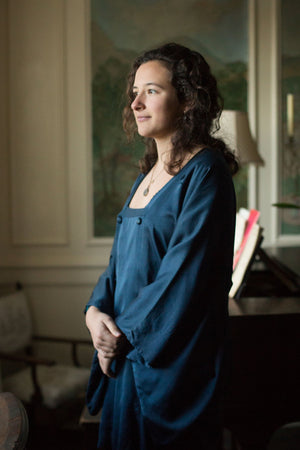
[86,148,236,449]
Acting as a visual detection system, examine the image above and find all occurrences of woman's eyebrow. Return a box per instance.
[133,82,164,90]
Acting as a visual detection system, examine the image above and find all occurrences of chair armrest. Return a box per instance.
[32,335,92,345]
[0,350,55,366]
[0,351,56,405]
[32,335,93,366]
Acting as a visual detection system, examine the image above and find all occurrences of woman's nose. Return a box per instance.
[131,94,145,111]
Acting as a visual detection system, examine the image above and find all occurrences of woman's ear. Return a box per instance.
[183,104,191,115]
[183,100,193,114]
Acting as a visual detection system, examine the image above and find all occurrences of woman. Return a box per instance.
[85,42,238,449]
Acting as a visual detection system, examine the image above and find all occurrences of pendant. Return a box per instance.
[143,187,149,196]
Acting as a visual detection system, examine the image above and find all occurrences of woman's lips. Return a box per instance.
[136,116,151,122]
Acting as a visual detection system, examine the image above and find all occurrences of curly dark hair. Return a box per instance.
[123,42,239,175]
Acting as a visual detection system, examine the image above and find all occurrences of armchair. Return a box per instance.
[0,285,91,426]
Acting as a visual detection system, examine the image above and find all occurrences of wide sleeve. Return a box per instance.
[85,240,118,415]
[85,238,117,316]
[115,161,236,367]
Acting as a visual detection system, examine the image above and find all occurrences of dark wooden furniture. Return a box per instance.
[224,247,300,450]
[79,406,101,450]
[0,392,29,450]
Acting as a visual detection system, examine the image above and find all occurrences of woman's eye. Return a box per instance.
[148,89,156,95]
[132,91,138,98]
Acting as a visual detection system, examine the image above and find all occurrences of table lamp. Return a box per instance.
[216,110,264,165]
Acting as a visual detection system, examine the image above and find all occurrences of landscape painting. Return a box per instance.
[280,0,300,235]
[91,0,248,236]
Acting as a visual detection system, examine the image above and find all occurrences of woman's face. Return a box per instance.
[131,60,183,142]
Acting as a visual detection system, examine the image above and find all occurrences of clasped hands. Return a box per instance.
[86,306,129,378]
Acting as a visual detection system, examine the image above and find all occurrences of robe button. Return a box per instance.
[117,216,122,224]
[136,217,142,225]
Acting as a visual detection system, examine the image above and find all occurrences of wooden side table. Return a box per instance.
[0,392,29,450]
[79,405,101,450]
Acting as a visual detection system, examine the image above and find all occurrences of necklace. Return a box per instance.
[143,164,165,196]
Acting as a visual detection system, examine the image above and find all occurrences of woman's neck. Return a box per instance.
[155,139,172,167]
[155,138,204,171]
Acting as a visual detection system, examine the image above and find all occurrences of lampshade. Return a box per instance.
[216,110,264,165]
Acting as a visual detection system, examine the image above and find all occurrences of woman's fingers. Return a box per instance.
[86,307,128,356]
[98,347,117,358]
[97,351,116,378]
[99,338,127,357]
[96,321,121,350]
[101,315,122,338]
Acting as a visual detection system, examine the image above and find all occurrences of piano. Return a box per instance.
[224,246,300,449]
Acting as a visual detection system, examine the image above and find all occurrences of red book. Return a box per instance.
[233,209,260,270]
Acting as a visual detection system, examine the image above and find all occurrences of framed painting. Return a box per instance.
[279,0,300,235]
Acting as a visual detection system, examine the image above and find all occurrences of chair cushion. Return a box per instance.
[0,291,32,353]
[3,365,90,409]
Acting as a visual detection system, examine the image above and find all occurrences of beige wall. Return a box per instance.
[0,0,297,361]
[0,0,111,364]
